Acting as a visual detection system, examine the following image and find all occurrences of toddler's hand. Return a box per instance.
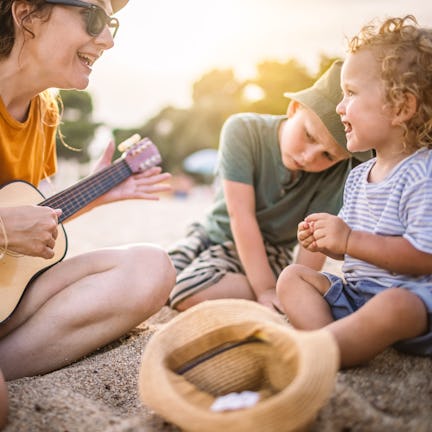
[304,213,351,256]
[297,221,318,251]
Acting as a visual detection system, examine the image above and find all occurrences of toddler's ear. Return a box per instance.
[286,100,301,117]
[392,92,417,125]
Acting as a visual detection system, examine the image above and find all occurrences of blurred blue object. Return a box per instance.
[183,149,218,176]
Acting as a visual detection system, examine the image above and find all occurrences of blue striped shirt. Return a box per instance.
[340,147,432,286]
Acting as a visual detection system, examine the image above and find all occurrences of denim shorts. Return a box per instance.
[322,273,432,356]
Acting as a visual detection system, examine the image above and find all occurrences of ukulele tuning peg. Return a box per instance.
[139,155,161,171]
[118,134,141,152]
[141,138,151,148]
[139,161,151,170]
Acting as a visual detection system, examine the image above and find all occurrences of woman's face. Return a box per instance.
[21,0,115,90]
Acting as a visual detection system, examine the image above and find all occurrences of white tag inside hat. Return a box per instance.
[210,391,260,412]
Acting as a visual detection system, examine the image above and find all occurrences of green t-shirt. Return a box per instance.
[204,113,353,248]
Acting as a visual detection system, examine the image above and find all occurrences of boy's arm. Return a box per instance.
[223,180,277,301]
[347,231,432,275]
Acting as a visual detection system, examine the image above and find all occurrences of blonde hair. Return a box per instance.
[347,15,432,151]
[39,89,61,127]
[39,90,80,154]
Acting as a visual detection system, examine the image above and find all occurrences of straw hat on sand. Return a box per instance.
[139,299,339,432]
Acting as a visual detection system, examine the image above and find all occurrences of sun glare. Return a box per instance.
[116,1,257,74]
[89,0,432,128]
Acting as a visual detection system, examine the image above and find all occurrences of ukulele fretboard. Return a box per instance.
[41,159,131,223]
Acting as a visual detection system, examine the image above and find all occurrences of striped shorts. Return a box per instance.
[167,222,294,308]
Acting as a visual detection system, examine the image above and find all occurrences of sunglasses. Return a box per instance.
[45,0,120,38]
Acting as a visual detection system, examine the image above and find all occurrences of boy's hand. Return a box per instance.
[304,213,351,256]
[257,289,284,314]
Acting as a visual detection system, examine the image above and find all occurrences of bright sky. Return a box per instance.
[87,0,432,129]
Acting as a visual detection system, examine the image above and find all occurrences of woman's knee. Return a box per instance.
[123,245,176,311]
[131,244,175,278]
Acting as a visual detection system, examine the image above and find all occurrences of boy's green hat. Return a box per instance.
[284,60,372,162]
[112,0,128,13]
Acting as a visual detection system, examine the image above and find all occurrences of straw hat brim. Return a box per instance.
[139,299,339,432]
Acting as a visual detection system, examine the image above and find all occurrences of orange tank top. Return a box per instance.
[0,91,58,187]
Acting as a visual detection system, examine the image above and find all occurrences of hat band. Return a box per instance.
[176,335,265,375]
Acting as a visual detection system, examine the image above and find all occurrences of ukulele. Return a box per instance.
[0,137,161,323]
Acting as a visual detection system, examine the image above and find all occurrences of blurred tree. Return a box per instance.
[184,69,245,148]
[57,55,343,173]
[246,58,312,115]
[113,54,342,177]
[115,69,246,173]
[56,90,100,163]
[113,106,190,172]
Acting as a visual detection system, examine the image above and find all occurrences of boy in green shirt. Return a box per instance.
[168,61,371,312]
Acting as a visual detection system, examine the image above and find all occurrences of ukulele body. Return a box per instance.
[0,181,68,323]
[0,137,161,323]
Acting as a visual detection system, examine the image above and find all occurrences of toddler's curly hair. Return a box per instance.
[348,15,432,150]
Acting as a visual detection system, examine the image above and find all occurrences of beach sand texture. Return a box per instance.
[4,189,432,431]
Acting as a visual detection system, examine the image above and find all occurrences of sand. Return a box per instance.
[3,188,432,431]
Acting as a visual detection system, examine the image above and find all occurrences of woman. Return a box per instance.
[0,0,175,382]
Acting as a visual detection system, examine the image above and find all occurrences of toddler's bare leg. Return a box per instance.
[327,288,428,368]
[276,264,333,329]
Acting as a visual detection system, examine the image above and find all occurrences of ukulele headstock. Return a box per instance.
[122,138,162,174]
